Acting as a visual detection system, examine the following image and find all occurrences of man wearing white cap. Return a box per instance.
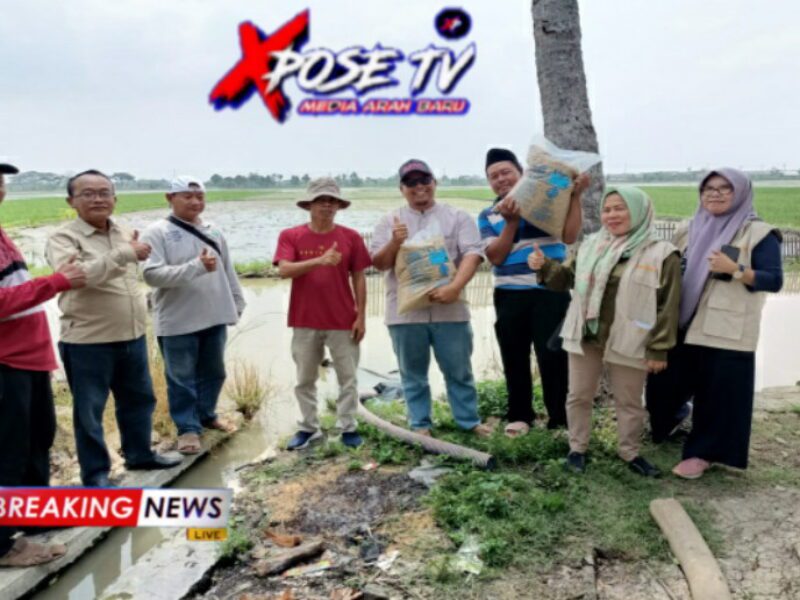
[0,162,86,566]
[274,177,371,450]
[47,169,181,488]
[142,176,245,455]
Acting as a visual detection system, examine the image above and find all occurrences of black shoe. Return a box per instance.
[126,453,183,471]
[565,451,586,473]
[85,474,115,488]
[627,456,662,478]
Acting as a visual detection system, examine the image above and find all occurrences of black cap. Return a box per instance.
[485,148,522,173]
[398,159,433,181]
[0,163,19,175]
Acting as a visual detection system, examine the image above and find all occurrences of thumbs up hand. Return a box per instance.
[200,246,218,272]
[391,215,408,246]
[527,243,546,271]
[318,241,342,266]
[130,229,151,261]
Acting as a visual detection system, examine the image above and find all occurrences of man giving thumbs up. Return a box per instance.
[274,177,372,450]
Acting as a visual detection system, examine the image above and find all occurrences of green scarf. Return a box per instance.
[574,186,659,334]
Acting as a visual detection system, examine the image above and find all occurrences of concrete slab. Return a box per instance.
[0,430,228,600]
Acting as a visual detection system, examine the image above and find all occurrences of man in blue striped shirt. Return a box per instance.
[479,148,588,435]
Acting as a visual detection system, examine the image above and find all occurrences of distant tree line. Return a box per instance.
[6,168,799,192]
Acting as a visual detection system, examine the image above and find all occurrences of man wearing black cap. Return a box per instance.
[479,148,587,436]
[0,162,88,567]
[370,159,491,437]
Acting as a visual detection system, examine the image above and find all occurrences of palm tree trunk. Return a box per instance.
[532,0,604,234]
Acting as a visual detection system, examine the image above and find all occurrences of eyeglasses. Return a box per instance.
[701,184,733,197]
[402,175,433,187]
[74,189,114,200]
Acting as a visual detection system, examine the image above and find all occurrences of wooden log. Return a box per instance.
[649,498,732,600]
[252,541,324,577]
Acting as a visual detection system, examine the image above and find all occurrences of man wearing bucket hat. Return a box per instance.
[141,176,245,455]
[274,177,372,450]
[0,162,87,567]
[370,159,492,438]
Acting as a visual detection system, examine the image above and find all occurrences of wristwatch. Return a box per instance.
[732,264,746,280]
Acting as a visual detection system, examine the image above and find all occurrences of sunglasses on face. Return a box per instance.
[402,175,433,187]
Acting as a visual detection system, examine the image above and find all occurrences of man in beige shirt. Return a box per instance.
[46,169,181,487]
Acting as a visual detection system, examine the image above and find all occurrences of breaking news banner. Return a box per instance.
[0,487,232,529]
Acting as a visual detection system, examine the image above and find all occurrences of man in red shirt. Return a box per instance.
[0,162,87,567]
[274,177,371,449]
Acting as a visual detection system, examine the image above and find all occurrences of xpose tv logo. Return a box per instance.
[209,8,476,122]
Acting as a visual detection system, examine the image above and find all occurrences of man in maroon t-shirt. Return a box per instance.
[0,162,87,567]
[273,177,372,450]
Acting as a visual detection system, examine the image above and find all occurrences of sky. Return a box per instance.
[1,0,798,179]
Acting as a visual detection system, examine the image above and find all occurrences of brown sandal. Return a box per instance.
[176,433,202,455]
[0,537,67,568]
[204,419,237,434]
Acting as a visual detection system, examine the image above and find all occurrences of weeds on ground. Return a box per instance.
[225,361,270,420]
[359,384,726,576]
[218,522,253,561]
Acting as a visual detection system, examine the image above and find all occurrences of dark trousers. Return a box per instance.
[59,337,156,485]
[494,287,570,428]
[0,365,56,557]
[646,331,694,443]
[647,338,755,468]
[158,325,227,436]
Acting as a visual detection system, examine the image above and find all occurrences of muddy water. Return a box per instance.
[28,272,800,599]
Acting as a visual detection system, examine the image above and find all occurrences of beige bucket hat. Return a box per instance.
[297,176,351,210]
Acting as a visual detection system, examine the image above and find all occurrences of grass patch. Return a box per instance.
[218,522,253,561]
[359,384,728,576]
[0,189,270,228]
[233,260,279,278]
[225,361,270,420]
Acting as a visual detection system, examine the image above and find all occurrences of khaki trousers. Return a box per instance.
[291,328,359,433]
[566,344,647,462]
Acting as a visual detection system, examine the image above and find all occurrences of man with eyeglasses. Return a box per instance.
[46,169,181,488]
[274,177,371,450]
[370,159,491,437]
[0,162,87,567]
[141,177,245,455]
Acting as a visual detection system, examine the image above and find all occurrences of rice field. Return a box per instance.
[2,184,798,229]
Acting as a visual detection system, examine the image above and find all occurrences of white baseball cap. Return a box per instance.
[169,176,205,193]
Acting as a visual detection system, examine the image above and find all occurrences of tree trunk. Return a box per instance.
[532,0,604,234]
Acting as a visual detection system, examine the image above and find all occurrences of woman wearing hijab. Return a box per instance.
[646,169,783,479]
[530,187,681,477]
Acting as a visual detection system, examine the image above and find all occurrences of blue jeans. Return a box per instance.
[158,325,227,436]
[60,337,157,485]
[388,322,480,431]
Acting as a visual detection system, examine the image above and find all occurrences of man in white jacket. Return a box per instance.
[142,176,245,455]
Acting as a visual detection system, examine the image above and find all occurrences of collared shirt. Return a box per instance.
[369,202,484,325]
[46,217,146,344]
[478,197,567,289]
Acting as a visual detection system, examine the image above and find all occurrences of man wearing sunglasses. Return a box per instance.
[370,159,491,437]
[142,177,246,456]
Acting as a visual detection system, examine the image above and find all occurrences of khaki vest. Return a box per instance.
[561,240,678,370]
[674,220,775,352]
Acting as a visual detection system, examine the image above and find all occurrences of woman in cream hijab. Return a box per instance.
[531,186,681,476]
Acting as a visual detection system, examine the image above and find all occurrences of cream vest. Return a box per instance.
[561,240,678,370]
[674,220,775,352]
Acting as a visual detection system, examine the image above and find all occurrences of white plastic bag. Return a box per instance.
[507,135,602,238]
[394,221,456,314]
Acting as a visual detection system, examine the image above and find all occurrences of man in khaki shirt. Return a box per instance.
[46,170,181,487]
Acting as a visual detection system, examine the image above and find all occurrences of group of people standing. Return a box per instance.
[276,150,783,486]
[0,166,241,566]
[0,149,784,567]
